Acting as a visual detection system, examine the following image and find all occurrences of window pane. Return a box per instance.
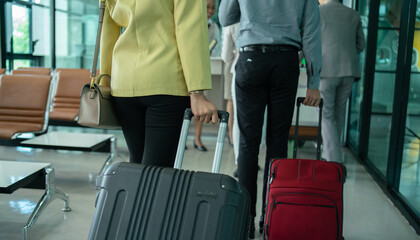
[56,0,68,11]
[349,81,363,147]
[368,113,392,174]
[83,15,98,69]
[367,71,396,176]
[55,1,98,68]
[376,29,399,71]
[399,74,420,213]
[33,0,50,7]
[399,21,420,214]
[12,5,30,54]
[5,2,12,53]
[13,59,31,69]
[70,1,85,14]
[32,5,51,67]
[366,0,402,177]
[359,0,370,26]
[378,0,402,28]
[56,0,97,11]
[342,0,354,8]
[348,0,370,148]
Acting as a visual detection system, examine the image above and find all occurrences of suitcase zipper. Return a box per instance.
[269,162,279,184]
[264,160,279,239]
[337,166,341,183]
[273,201,334,209]
[266,192,340,240]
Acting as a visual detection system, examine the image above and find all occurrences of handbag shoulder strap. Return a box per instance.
[91,0,106,85]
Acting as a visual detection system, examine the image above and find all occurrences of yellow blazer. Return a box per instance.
[100,0,212,97]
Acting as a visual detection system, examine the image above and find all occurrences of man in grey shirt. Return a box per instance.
[219,1,322,238]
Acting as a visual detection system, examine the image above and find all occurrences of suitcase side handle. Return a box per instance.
[293,97,323,160]
[174,108,229,173]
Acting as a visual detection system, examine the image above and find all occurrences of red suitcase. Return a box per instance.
[263,97,346,240]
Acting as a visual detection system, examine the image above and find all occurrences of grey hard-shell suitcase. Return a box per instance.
[88,108,251,240]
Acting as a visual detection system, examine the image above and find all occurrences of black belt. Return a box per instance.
[239,44,297,53]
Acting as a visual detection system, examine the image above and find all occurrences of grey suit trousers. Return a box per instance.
[319,77,354,163]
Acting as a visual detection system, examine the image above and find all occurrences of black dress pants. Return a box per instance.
[113,95,189,167]
[235,49,299,218]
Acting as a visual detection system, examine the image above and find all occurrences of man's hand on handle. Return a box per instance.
[303,89,321,107]
[190,93,218,124]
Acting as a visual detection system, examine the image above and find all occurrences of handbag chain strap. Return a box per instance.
[90,0,106,88]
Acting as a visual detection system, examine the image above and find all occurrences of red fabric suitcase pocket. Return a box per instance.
[266,193,339,240]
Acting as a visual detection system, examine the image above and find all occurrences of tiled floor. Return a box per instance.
[0,126,419,240]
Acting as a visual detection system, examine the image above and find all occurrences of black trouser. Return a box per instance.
[235,49,299,218]
[113,95,189,167]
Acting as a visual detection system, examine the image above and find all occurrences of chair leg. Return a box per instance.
[22,167,71,240]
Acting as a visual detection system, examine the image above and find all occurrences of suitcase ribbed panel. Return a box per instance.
[160,169,193,240]
[125,166,194,240]
[128,165,163,239]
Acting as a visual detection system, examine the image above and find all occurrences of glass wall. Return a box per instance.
[2,0,98,70]
[55,0,98,69]
[366,0,402,176]
[4,0,51,69]
[349,0,420,231]
[348,0,370,149]
[399,0,420,217]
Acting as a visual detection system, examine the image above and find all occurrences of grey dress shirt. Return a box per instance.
[219,0,322,89]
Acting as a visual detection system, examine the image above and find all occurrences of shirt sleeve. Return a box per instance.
[219,0,241,27]
[99,0,121,87]
[174,0,212,92]
[301,0,322,89]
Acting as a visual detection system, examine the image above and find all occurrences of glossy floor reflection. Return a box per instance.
[0,126,419,240]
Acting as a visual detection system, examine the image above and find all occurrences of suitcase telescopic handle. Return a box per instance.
[174,108,229,173]
[293,97,323,160]
[296,97,324,108]
[183,108,229,123]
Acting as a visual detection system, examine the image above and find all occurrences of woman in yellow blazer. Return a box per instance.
[100,0,218,167]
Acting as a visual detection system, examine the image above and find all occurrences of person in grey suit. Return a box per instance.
[219,0,322,238]
[318,0,365,163]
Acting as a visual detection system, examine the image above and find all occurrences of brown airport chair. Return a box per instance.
[11,69,51,75]
[49,68,91,124]
[0,68,5,75]
[18,67,52,75]
[19,67,51,71]
[0,74,53,140]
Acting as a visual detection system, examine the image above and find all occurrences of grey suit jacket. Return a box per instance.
[319,0,365,78]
